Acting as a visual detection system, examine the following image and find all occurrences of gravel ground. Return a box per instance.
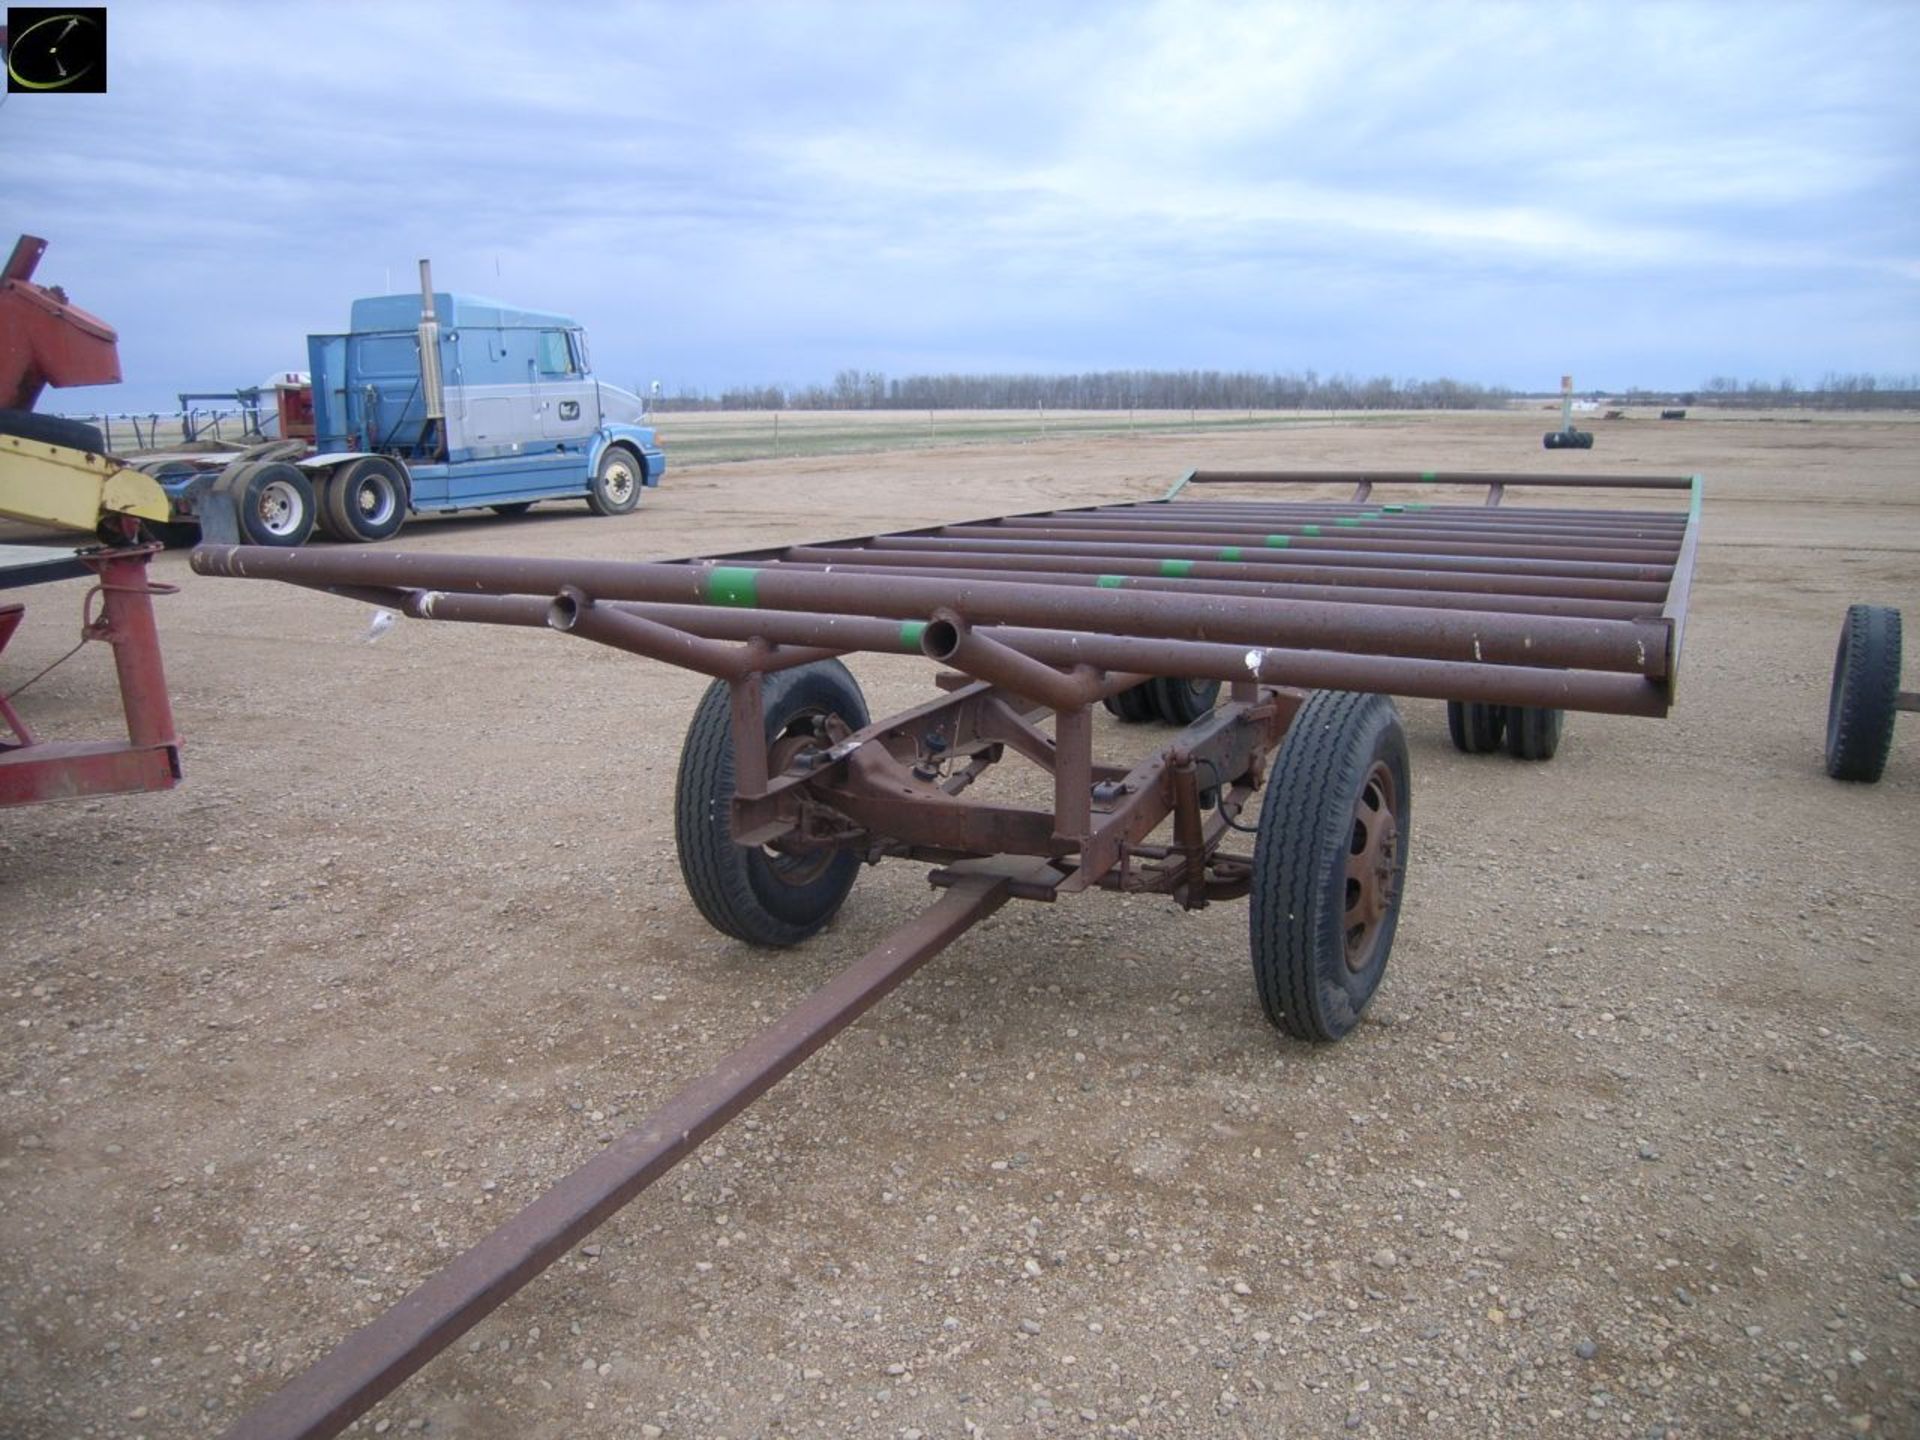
[1,410,1915,1440]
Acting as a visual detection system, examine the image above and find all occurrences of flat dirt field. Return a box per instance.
[3,410,1916,1440]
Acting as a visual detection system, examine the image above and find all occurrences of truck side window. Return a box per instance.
[537,330,575,378]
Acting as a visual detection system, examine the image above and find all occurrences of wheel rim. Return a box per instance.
[602,458,636,505]
[355,474,396,526]
[257,479,304,538]
[1343,760,1401,972]
[759,722,834,886]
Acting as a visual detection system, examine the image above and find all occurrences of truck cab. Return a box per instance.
[299,289,664,537]
[151,271,666,547]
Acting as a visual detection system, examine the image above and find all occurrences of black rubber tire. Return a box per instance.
[1504,706,1564,761]
[1104,683,1157,723]
[675,661,871,947]
[1149,676,1222,726]
[1250,690,1410,1043]
[1543,431,1564,450]
[1571,430,1595,450]
[1825,604,1901,783]
[309,472,350,542]
[217,460,316,546]
[1445,700,1506,753]
[586,445,643,516]
[324,457,408,542]
[0,407,106,455]
[491,502,534,517]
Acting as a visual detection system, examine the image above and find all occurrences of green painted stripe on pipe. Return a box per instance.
[1096,574,1126,588]
[1264,534,1291,547]
[1218,547,1243,561]
[706,567,760,607]
[1160,559,1195,577]
[899,620,926,651]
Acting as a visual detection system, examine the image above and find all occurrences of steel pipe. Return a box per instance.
[192,545,1670,676]
[868,535,1674,584]
[921,609,1104,709]
[218,873,1013,1440]
[775,554,1662,620]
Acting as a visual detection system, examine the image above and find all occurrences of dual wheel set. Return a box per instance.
[207,445,647,547]
[671,663,1411,1044]
[1443,699,1565,761]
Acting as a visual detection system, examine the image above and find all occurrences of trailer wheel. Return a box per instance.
[1150,676,1222,725]
[1504,706,1564,761]
[324,457,407,543]
[1250,690,1410,1043]
[217,460,316,546]
[675,660,871,947]
[1825,604,1902,783]
[1103,683,1156,723]
[0,407,107,455]
[586,446,643,516]
[1445,700,1506,754]
[1543,431,1563,450]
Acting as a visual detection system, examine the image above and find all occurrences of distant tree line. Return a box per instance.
[653,369,1513,413]
[1675,374,1920,411]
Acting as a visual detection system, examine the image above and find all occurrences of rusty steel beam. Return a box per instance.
[935,520,1680,565]
[190,546,1670,677]
[246,583,1671,717]
[866,534,1673,584]
[1126,501,1688,527]
[548,586,839,678]
[218,873,1015,1440]
[1183,469,1697,489]
[772,556,1662,621]
[787,545,1672,604]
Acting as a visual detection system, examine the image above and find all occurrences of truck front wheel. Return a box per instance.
[587,446,642,516]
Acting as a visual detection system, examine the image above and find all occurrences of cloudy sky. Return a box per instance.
[4,1,1916,410]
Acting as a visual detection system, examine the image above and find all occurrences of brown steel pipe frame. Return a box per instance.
[191,547,1672,677]
[191,470,1702,1439]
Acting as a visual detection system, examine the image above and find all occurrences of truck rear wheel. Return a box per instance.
[1250,690,1410,1042]
[218,460,316,546]
[324,458,407,543]
[674,661,871,947]
[587,446,642,516]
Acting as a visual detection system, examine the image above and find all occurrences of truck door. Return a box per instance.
[535,329,597,445]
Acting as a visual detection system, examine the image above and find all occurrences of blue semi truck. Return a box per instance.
[150,261,664,545]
